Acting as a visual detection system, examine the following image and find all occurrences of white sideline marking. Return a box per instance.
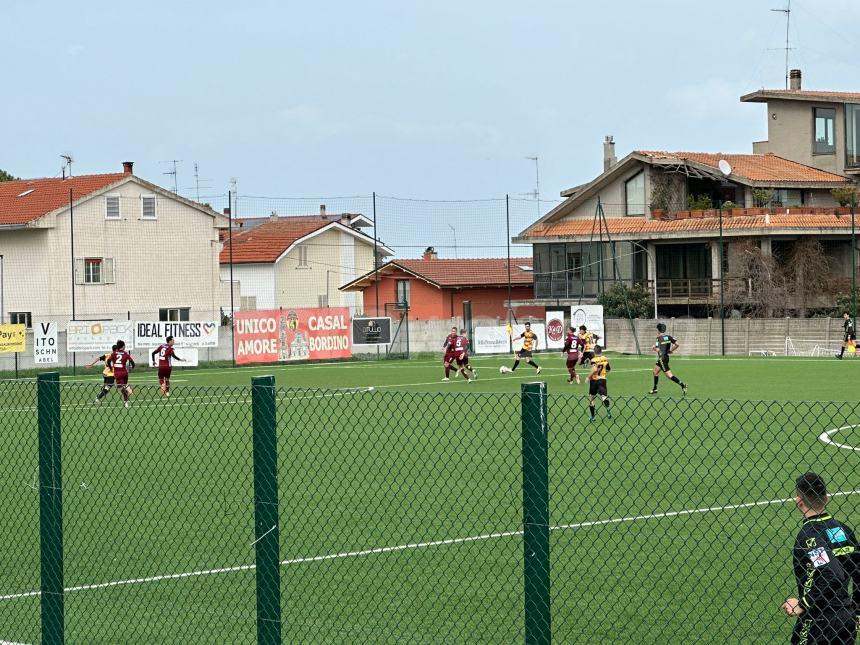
[819,425,860,452]
[3,489,859,602]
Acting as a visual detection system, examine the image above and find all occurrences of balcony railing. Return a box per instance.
[533,277,753,302]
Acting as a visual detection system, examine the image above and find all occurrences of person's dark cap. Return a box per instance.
[796,472,827,503]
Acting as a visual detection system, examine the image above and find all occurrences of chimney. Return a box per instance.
[790,69,802,91]
[422,246,437,261]
[320,204,326,217]
[603,136,617,173]
[122,161,134,175]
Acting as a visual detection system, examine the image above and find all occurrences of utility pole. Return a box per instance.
[771,0,792,89]
[525,156,540,218]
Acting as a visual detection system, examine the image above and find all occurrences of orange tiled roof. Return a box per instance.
[220,217,332,264]
[523,212,857,240]
[636,151,847,184]
[394,258,534,287]
[0,173,127,225]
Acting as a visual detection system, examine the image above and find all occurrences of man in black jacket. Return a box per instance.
[782,472,860,644]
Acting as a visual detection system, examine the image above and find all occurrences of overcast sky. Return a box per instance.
[3,0,859,204]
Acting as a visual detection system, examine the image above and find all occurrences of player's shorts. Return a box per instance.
[114,371,129,386]
[444,351,458,365]
[102,375,115,385]
[589,379,608,397]
[158,366,172,380]
[791,611,855,645]
[565,354,579,369]
[845,332,856,342]
[580,351,594,363]
[656,356,671,372]
[517,350,533,359]
[455,355,469,367]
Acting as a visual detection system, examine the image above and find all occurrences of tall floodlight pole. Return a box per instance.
[718,160,733,356]
[852,197,857,331]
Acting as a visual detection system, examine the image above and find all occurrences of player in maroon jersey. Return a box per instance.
[442,326,459,382]
[562,325,585,384]
[107,340,136,408]
[454,328,477,382]
[151,336,184,398]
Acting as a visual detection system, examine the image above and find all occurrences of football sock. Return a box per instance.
[512,360,520,372]
[670,375,683,387]
[97,387,109,400]
[653,375,659,390]
[603,399,610,409]
[444,366,450,378]
[589,404,596,418]
[531,360,539,369]
[839,347,845,357]
[121,388,129,402]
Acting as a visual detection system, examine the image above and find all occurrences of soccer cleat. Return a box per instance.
[124,402,130,409]
[471,370,477,380]
[166,391,170,398]
[590,415,596,422]
[442,377,450,382]
[682,384,688,396]
[536,367,542,375]
[648,389,658,395]
[95,398,101,404]
[566,378,573,384]
[836,354,843,360]
[607,411,612,419]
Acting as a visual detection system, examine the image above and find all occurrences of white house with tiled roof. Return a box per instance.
[0,162,230,326]
[513,70,859,316]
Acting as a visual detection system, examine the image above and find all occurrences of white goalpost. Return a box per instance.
[784,337,844,357]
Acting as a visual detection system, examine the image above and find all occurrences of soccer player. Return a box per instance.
[649,323,687,395]
[577,325,600,366]
[836,312,856,359]
[502,321,541,374]
[587,345,611,421]
[442,326,459,381]
[562,325,584,384]
[151,335,184,397]
[86,344,117,403]
[782,472,860,644]
[107,340,136,408]
[454,328,477,382]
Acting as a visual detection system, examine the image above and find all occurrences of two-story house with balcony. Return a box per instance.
[514,71,859,318]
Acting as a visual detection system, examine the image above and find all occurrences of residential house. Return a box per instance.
[339,248,539,320]
[514,72,858,317]
[219,209,392,315]
[0,162,229,326]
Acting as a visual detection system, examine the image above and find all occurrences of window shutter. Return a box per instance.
[105,196,120,219]
[74,258,84,285]
[142,196,156,219]
[103,258,115,284]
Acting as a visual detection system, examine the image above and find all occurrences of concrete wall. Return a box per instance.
[758,99,846,174]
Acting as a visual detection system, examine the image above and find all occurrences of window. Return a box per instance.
[105,195,120,219]
[769,189,803,207]
[847,104,860,168]
[814,108,836,154]
[240,296,257,310]
[395,279,410,307]
[625,171,645,216]
[296,246,309,269]
[75,258,115,285]
[159,308,190,321]
[10,312,32,328]
[141,195,157,219]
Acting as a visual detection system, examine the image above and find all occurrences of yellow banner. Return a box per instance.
[0,324,26,353]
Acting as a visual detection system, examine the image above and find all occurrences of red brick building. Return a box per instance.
[340,249,539,320]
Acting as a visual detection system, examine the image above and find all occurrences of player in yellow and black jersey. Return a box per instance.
[86,344,117,403]
[502,321,541,374]
[587,345,611,421]
[577,325,600,366]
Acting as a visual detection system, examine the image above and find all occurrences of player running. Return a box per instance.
[836,312,856,359]
[577,325,600,366]
[107,340,136,408]
[86,344,118,403]
[454,329,477,382]
[649,323,687,395]
[562,325,584,384]
[587,345,611,421]
[501,321,541,374]
[151,336,184,397]
[442,326,460,381]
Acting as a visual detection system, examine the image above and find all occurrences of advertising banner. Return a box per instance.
[570,305,605,348]
[352,317,392,345]
[149,346,200,367]
[474,326,511,355]
[234,308,352,365]
[34,322,59,364]
[0,324,26,353]
[545,311,565,349]
[134,321,219,348]
[67,320,135,353]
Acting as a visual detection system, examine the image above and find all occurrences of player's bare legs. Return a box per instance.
[567,364,580,384]
[119,385,133,407]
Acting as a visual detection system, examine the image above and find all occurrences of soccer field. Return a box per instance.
[2,354,859,643]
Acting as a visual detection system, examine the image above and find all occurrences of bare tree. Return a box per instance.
[784,239,836,317]
[724,242,787,317]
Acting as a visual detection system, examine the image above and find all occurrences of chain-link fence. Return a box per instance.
[2,375,859,643]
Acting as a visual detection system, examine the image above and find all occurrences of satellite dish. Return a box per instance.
[718,159,732,177]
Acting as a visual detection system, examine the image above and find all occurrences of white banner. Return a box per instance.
[34,321,59,364]
[149,346,199,367]
[570,305,605,349]
[134,321,219,348]
[67,320,135,353]
[474,326,511,355]
[545,311,565,349]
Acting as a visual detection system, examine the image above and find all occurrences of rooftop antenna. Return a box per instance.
[771,0,793,89]
[159,159,182,193]
[184,162,212,202]
[524,156,540,217]
[60,153,73,178]
[230,177,238,217]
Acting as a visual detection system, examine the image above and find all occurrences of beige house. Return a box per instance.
[219,210,392,315]
[0,162,230,326]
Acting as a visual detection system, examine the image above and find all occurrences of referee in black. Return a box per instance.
[836,312,856,359]
[782,472,860,644]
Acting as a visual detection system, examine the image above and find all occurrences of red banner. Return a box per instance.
[233,308,352,365]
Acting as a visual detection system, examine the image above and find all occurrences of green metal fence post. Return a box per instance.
[38,372,64,645]
[252,375,281,644]
[521,381,550,644]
